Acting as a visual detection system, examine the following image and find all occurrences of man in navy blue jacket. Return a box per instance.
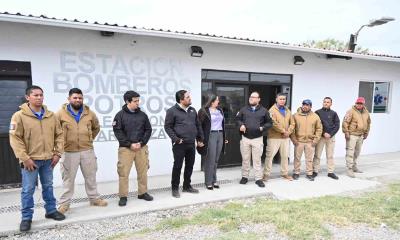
[236,91,272,187]
[313,97,340,180]
[165,90,204,198]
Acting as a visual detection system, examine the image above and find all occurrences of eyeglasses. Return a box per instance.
[250,96,259,99]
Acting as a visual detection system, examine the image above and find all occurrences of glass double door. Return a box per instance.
[215,84,247,167]
[202,82,285,168]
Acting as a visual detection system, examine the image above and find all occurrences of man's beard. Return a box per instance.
[182,102,192,107]
[250,102,257,106]
[71,103,82,110]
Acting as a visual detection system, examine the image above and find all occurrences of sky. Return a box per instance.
[2,0,400,55]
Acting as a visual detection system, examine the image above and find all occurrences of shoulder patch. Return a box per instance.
[9,123,16,130]
[112,121,117,126]
[344,112,352,121]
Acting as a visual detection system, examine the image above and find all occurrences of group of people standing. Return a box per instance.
[9,85,370,232]
[235,92,371,187]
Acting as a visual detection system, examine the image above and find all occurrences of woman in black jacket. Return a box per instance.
[198,95,227,190]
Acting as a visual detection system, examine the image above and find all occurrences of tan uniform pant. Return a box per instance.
[117,146,149,197]
[313,136,335,173]
[345,135,364,170]
[293,142,315,175]
[263,138,290,177]
[240,136,263,180]
[59,149,100,205]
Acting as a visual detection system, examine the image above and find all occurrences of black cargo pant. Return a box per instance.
[171,142,195,190]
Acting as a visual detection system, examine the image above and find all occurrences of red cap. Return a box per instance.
[355,97,365,104]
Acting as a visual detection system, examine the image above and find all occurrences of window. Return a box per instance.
[202,70,249,81]
[250,73,291,84]
[358,81,390,113]
[201,81,213,106]
[201,70,292,84]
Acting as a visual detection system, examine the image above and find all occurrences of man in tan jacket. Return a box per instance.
[56,88,107,213]
[263,93,295,181]
[290,99,322,181]
[342,97,371,178]
[9,85,65,232]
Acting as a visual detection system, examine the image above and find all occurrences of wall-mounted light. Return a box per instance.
[326,54,352,60]
[191,46,203,57]
[100,31,114,37]
[293,56,305,65]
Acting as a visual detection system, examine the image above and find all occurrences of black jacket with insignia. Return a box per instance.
[315,108,340,137]
[236,104,272,139]
[164,103,204,144]
[113,105,152,148]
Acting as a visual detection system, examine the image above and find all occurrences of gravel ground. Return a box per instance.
[327,223,400,240]
[1,196,399,240]
[1,199,251,240]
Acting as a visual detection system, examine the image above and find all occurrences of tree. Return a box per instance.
[302,38,369,54]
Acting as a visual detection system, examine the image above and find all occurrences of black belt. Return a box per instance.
[210,130,223,132]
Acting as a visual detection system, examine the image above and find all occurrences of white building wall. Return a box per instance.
[1,21,399,186]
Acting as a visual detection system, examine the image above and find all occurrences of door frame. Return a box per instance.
[201,69,293,169]
[0,60,32,188]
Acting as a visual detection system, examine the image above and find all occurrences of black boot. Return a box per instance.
[138,193,154,201]
[20,220,32,232]
[45,211,66,221]
[172,189,180,198]
[118,197,128,206]
[255,180,265,188]
[327,173,339,180]
[239,177,248,184]
[182,186,199,193]
[306,175,315,181]
[292,174,300,180]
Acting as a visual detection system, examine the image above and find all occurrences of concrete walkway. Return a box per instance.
[1,152,399,236]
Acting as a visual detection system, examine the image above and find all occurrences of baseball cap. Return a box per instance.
[355,97,366,104]
[302,99,312,106]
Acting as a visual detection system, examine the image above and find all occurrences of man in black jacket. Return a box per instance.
[164,90,204,198]
[313,97,340,180]
[113,91,153,206]
[236,91,272,187]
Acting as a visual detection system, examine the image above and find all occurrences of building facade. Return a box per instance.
[1,13,399,186]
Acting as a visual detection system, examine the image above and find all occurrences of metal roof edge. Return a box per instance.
[1,13,400,63]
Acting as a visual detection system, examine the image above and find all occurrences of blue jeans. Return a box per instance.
[21,160,57,220]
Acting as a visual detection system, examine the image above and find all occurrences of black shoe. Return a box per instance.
[138,193,154,201]
[183,186,199,193]
[292,174,300,180]
[213,184,220,189]
[19,220,31,232]
[306,175,315,181]
[172,189,180,198]
[206,185,213,190]
[239,177,248,184]
[312,172,318,178]
[118,197,127,206]
[328,173,339,180]
[45,211,66,221]
[255,180,265,188]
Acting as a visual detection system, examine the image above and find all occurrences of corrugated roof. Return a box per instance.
[0,11,399,62]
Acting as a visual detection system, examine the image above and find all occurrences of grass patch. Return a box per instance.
[155,183,400,239]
